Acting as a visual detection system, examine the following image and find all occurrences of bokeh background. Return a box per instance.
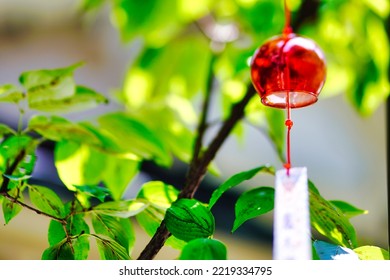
[0,0,388,259]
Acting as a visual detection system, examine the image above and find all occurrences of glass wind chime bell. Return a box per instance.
[249,3,327,171]
[250,33,326,109]
[249,0,327,260]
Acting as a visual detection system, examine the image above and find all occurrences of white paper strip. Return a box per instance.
[273,167,311,260]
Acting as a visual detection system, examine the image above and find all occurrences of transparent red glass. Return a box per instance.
[250,33,326,108]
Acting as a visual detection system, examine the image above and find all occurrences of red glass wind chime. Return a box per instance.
[250,0,326,259]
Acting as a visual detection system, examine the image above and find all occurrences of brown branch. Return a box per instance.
[292,0,321,31]
[192,55,216,163]
[180,85,256,199]
[137,85,257,259]
[385,13,390,254]
[0,148,27,193]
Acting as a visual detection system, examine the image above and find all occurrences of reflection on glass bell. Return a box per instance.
[250,33,326,109]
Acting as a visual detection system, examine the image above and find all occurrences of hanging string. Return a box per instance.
[283,0,293,175]
[283,0,293,36]
[283,56,293,175]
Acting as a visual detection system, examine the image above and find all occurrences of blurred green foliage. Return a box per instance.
[0,0,388,260]
[82,0,389,160]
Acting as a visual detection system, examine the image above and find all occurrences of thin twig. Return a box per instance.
[0,146,67,225]
[0,149,27,193]
[62,218,74,254]
[1,192,66,224]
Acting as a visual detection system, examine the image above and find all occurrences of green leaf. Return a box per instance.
[19,63,81,90]
[48,217,90,246]
[98,112,172,166]
[2,189,23,224]
[42,238,75,260]
[48,208,90,246]
[237,0,281,41]
[309,187,358,248]
[126,108,195,164]
[165,198,215,242]
[209,165,275,209]
[135,207,164,238]
[0,84,25,103]
[54,140,107,191]
[46,219,90,260]
[312,243,320,260]
[308,180,320,195]
[92,214,135,254]
[28,115,100,145]
[29,85,108,113]
[123,36,210,107]
[28,185,65,218]
[350,16,389,116]
[92,199,148,218]
[0,124,16,138]
[137,181,178,209]
[48,220,66,246]
[232,187,274,232]
[102,156,140,201]
[313,240,359,260]
[91,233,130,260]
[135,181,186,249]
[350,62,381,116]
[42,235,90,260]
[134,206,185,249]
[112,0,209,44]
[79,122,133,156]
[354,246,390,260]
[2,198,22,224]
[111,0,183,46]
[72,234,90,260]
[19,63,82,109]
[244,96,267,125]
[330,200,368,219]
[74,185,110,202]
[179,238,227,260]
[0,135,36,176]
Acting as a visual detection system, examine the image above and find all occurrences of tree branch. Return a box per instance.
[0,148,26,193]
[180,85,256,198]
[292,0,321,31]
[137,84,257,259]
